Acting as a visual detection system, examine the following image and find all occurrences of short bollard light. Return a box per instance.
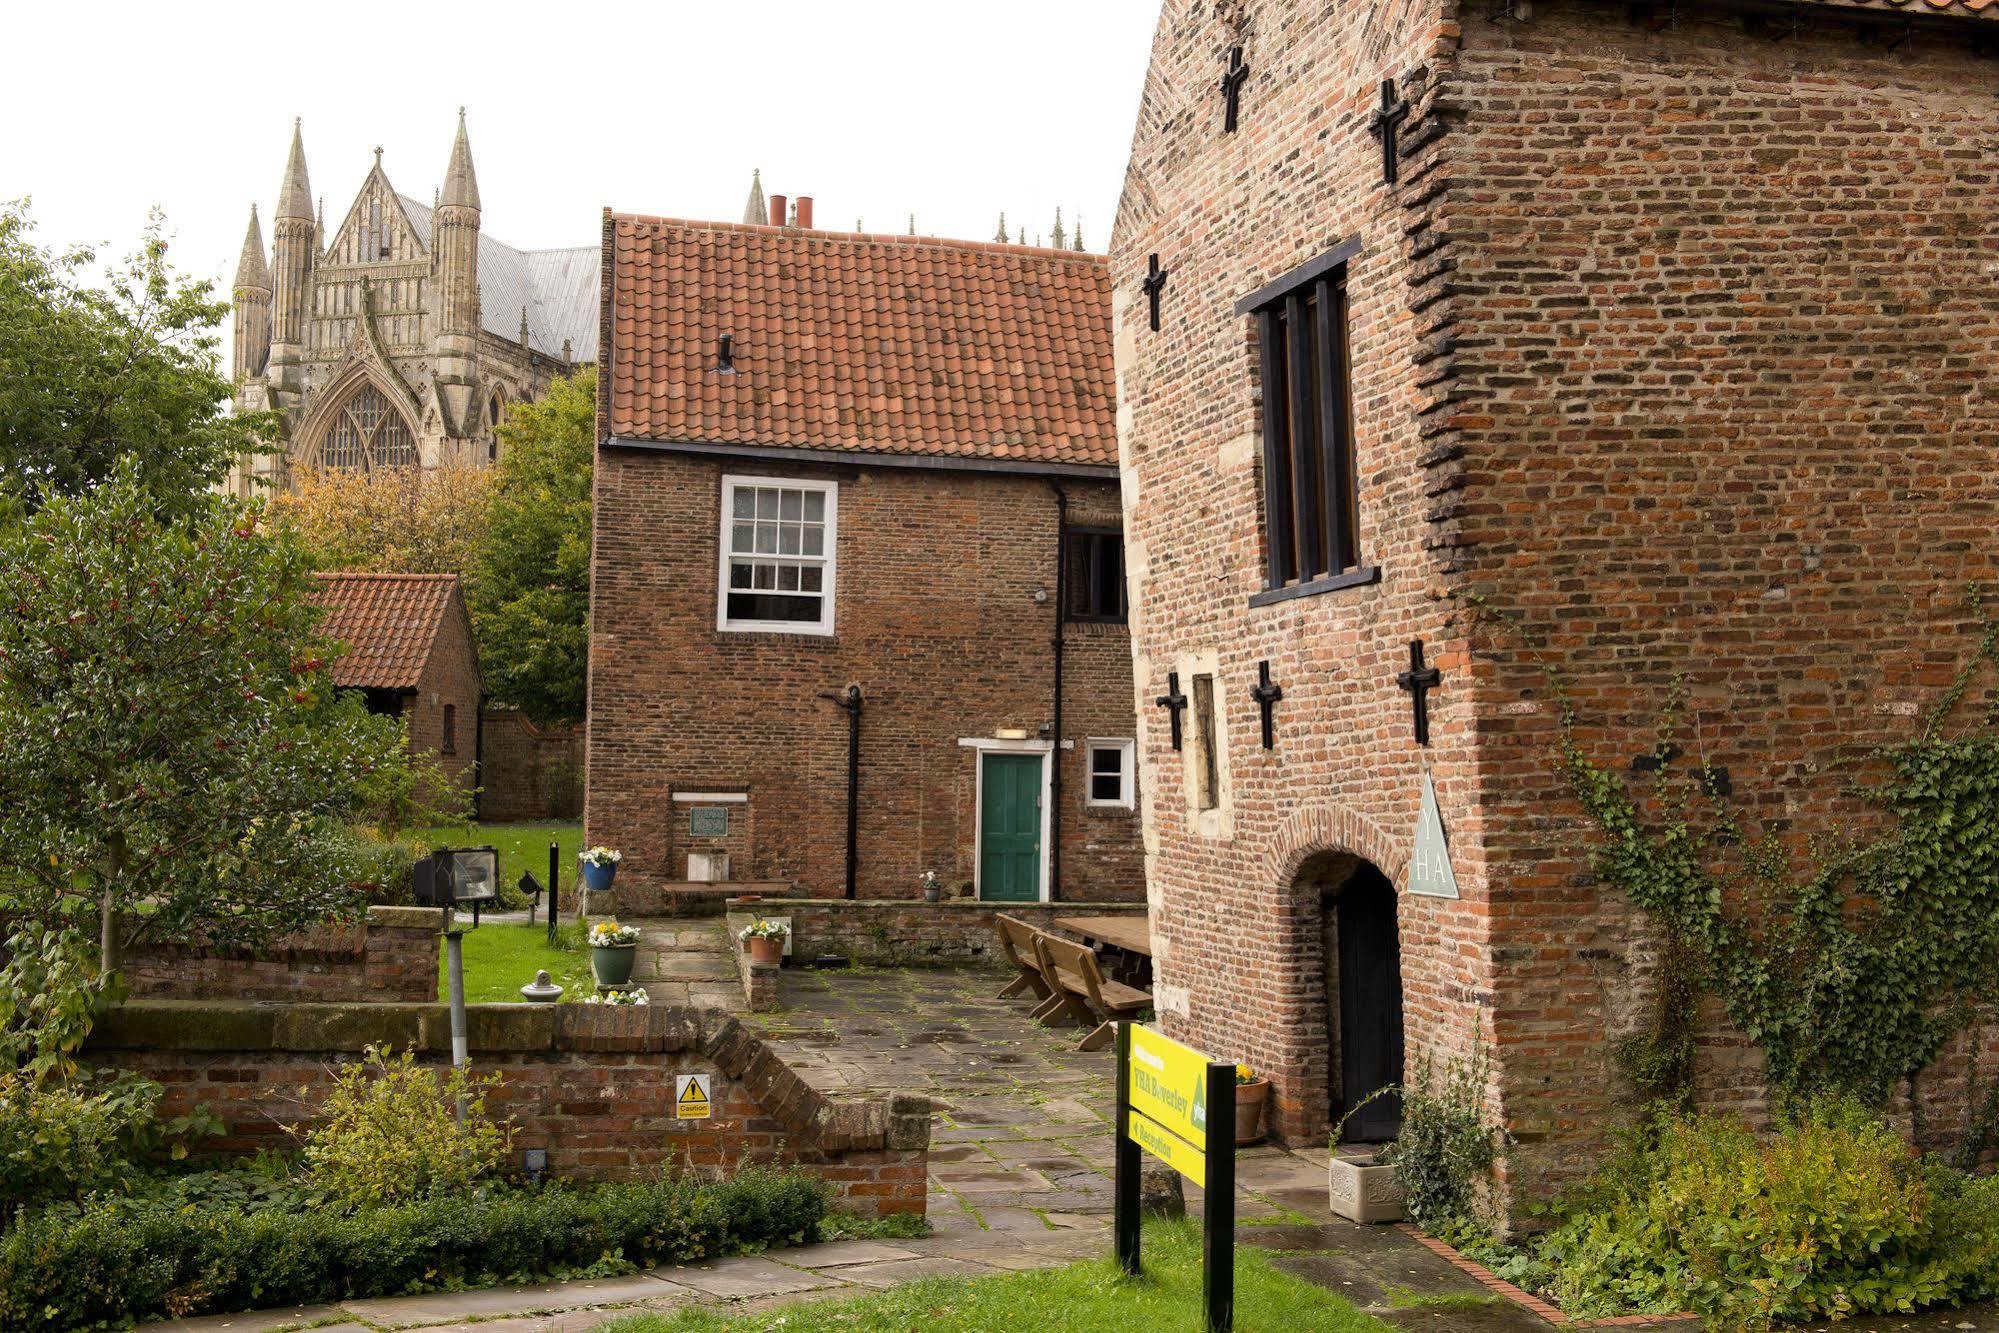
[520,968,564,1003]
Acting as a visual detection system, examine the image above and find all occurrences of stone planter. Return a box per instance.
[1328,1151,1405,1224]
[1234,1078,1270,1145]
[748,935,783,966]
[590,943,637,987]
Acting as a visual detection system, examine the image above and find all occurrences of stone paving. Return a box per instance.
[625,916,742,1011]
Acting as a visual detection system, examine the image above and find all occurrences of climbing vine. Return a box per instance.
[1548,596,1999,1123]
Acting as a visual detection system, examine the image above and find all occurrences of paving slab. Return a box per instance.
[342,1275,683,1327]
[139,1306,347,1332]
[780,1239,923,1268]
[819,1255,1001,1288]
[660,1254,846,1300]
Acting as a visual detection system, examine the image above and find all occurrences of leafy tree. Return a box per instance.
[0,465,409,974]
[474,369,594,722]
[0,201,273,511]
[271,464,495,576]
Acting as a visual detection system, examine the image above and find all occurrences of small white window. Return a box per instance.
[717,475,837,635]
[1085,739,1135,809]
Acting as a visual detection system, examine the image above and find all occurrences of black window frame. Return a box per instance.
[1063,526,1128,624]
[1235,238,1379,607]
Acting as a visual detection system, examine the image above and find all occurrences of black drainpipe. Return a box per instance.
[818,684,864,899]
[1048,483,1068,903]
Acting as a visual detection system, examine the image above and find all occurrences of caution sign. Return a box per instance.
[675,1073,712,1120]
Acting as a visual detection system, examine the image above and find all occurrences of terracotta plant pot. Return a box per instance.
[748,935,783,966]
[1234,1078,1270,1145]
[590,943,637,987]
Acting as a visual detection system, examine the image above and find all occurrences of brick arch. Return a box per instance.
[1261,802,1407,897]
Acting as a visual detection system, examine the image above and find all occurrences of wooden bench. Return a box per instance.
[993,914,1054,1005]
[1033,932,1152,1052]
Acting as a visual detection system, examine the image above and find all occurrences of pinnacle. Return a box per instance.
[276,120,313,221]
[234,205,269,290]
[441,110,480,211]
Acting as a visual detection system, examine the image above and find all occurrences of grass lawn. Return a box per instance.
[444,920,593,1003]
[412,820,584,899]
[597,1220,1388,1332]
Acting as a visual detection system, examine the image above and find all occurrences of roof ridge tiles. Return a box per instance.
[608,211,1110,266]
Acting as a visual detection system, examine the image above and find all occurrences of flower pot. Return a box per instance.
[582,861,618,893]
[1328,1152,1406,1225]
[1234,1078,1270,1145]
[748,935,783,966]
[923,886,941,903]
[591,943,637,987]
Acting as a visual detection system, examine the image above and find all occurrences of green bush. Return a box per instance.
[1536,1099,1999,1330]
[1339,1044,1503,1233]
[0,1072,160,1224]
[0,1168,828,1330]
[295,1045,509,1209]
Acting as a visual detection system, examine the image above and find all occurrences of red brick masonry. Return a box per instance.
[120,906,441,1003]
[85,1001,930,1218]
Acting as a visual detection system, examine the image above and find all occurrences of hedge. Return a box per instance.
[0,1169,826,1331]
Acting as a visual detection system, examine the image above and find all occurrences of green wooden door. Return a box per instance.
[979,753,1043,902]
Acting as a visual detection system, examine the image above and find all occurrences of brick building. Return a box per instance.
[311,572,480,799]
[587,197,1145,902]
[1111,0,1999,1205]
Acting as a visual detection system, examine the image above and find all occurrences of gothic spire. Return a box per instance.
[995,212,1009,244]
[1073,214,1085,252]
[234,205,270,290]
[1051,207,1066,251]
[441,107,481,211]
[275,118,313,221]
[742,168,766,226]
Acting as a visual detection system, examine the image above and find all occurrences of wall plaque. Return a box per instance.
[688,806,729,839]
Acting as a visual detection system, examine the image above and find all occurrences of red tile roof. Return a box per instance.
[605,214,1118,469]
[308,573,467,690]
[1802,0,1995,15]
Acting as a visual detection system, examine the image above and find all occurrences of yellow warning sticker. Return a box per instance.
[675,1073,712,1120]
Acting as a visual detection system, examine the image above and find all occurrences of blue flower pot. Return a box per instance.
[582,860,618,893]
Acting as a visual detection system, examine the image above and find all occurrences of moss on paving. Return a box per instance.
[598,1221,1388,1332]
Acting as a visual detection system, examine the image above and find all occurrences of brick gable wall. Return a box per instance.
[1114,0,1999,1213]
[586,446,1144,901]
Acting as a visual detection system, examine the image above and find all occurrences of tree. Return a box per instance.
[0,201,273,511]
[271,464,495,576]
[474,369,594,723]
[0,465,408,974]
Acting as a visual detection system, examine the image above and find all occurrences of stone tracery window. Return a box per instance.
[317,382,417,471]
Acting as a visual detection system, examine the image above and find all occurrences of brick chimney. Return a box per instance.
[795,196,814,229]
[768,194,787,228]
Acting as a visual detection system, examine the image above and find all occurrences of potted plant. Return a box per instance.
[584,987,649,1006]
[739,917,788,966]
[579,846,622,893]
[921,869,942,903]
[588,919,641,987]
[1234,1064,1271,1145]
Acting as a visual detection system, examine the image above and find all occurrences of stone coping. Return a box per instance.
[732,898,1146,913]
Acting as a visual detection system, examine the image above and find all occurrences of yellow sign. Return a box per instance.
[1129,1108,1207,1184]
[1128,1025,1208,1149]
[675,1073,712,1120]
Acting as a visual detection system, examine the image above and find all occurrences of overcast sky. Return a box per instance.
[5,0,1160,304]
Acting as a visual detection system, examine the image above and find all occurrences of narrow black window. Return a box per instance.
[1237,241,1366,600]
[1190,674,1219,811]
[1064,527,1126,623]
[441,703,457,755]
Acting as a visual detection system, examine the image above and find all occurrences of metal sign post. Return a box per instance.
[1114,1021,1237,1332]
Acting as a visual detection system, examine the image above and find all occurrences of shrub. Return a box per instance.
[1536,1099,1999,1330]
[294,1045,509,1209]
[0,1169,828,1330]
[1339,1045,1503,1233]
[0,1072,160,1224]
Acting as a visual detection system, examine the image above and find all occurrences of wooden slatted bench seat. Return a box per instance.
[1033,932,1152,1051]
[993,914,1055,1006]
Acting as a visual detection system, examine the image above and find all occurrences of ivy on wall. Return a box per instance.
[1545,597,1999,1134]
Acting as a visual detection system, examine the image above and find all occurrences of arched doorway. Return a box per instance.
[1332,863,1405,1142]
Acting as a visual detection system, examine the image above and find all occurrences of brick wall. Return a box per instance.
[586,449,1145,903]
[1111,0,1999,1213]
[86,1002,929,1218]
[405,597,481,802]
[120,907,440,1003]
[480,709,584,822]
[747,897,1149,968]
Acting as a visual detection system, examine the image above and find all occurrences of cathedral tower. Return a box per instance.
[231,205,271,382]
[267,120,315,399]
[431,109,482,440]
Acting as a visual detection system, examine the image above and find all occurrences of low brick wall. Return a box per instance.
[121,906,441,1003]
[86,1001,929,1217]
[595,881,794,918]
[724,914,782,1012]
[752,898,1148,968]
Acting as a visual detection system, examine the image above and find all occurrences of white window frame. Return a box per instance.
[716,474,838,636]
[1084,737,1136,810]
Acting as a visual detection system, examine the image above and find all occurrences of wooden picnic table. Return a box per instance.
[1053,913,1153,958]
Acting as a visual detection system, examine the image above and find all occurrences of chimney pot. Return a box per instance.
[795,196,814,229]
[768,194,787,228]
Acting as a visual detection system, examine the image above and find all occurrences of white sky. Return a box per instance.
[4,0,1160,303]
